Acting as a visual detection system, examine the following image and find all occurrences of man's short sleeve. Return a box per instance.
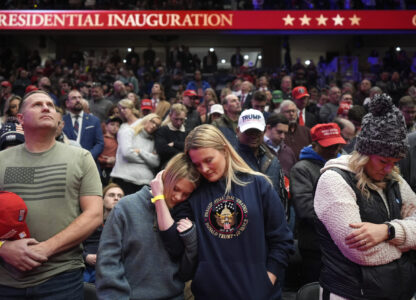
[79,151,103,197]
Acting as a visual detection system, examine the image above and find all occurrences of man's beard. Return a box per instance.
[119,90,127,97]
[73,103,83,113]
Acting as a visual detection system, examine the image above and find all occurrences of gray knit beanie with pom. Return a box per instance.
[355,93,409,158]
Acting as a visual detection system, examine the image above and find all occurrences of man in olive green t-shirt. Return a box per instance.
[0,90,103,299]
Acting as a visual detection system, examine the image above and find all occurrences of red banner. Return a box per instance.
[0,10,415,30]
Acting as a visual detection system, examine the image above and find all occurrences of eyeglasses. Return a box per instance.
[92,82,101,87]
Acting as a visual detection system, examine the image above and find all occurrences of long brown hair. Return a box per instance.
[3,95,21,117]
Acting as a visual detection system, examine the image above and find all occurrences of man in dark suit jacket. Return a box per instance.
[230,47,244,70]
[292,86,318,129]
[241,80,254,109]
[63,90,104,164]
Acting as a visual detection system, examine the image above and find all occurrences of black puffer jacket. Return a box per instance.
[184,107,201,132]
[290,147,325,251]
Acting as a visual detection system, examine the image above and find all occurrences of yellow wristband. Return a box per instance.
[151,195,165,203]
[0,241,5,248]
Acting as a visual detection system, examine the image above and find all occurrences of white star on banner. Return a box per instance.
[299,14,312,26]
[332,14,345,26]
[316,14,328,26]
[283,14,295,26]
[349,14,361,26]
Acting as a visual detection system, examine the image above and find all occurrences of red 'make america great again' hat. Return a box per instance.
[311,123,346,147]
[0,191,30,240]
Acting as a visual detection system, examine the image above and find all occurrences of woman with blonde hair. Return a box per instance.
[118,98,141,126]
[110,112,161,195]
[314,94,416,300]
[162,124,293,300]
[97,153,199,299]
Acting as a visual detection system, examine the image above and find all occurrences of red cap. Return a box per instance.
[183,89,197,97]
[1,81,12,88]
[292,86,310,100]
[25,85,39,94]
[141,99,153,110]
[0,191,30,240]
[337,100,353,117]
[311,123,346,147]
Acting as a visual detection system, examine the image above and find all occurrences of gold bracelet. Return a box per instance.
[0,241,5,248]
[151,195,165,203]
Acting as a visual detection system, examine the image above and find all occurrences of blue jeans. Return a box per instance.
[0,268,83,300]
[83,266,96,283]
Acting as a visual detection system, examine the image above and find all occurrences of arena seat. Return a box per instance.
[84,282,97,300]
[296,281,320,300]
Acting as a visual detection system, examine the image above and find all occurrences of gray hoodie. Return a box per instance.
[96,186,196,300]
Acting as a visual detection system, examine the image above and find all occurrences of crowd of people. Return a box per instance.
[1,42,416,300]
[2,43,416,111]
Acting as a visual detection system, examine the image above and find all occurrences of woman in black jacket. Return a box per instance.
[314,94,416,300]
